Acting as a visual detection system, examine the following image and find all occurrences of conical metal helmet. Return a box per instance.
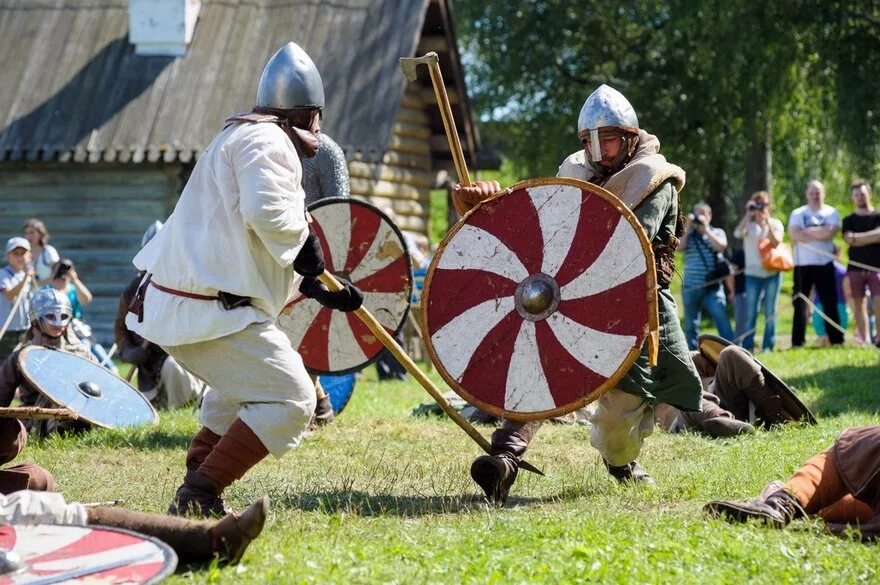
[28,288,73,329]
[577,85,639,162]
[256,43,325,110]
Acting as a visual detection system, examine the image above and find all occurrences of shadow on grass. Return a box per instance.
[786,363,880,416]
[57,427,193,451]
[273,489,585,517]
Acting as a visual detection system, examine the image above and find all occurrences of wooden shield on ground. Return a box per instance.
[697,334,818,425]
[0,523,176,583]
[423,177,658,421]
[18,346,158,429]
[319,373,357,414]
[279,198,412,375]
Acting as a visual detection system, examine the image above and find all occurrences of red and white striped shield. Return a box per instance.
[0,523,176,583]
[279,198,412,374]
[423,177,658,421]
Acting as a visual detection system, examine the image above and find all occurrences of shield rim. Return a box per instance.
[17,346,159,429]
[9,522,178,584]
[298,196,413,375]
[696,334,818,425]
[422,176,658,422]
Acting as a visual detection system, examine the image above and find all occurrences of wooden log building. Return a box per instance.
[0,0,480,343]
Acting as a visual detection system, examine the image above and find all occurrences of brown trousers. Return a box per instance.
[784,448,876,523]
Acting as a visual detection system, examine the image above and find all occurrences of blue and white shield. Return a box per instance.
[17,346,158,429]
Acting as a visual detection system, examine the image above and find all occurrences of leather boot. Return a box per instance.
[470,421,541,506]
[700,417,756,438]
[89,496,269,564]
[310,393,335,428]
[705,487,805,527]
[168,470,230,518]
[604,460,656,486]
[753,395,787,428]
[212,495,270,564]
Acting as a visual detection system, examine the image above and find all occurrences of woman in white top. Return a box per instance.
[733,191,785,351]
[23,218,60,285]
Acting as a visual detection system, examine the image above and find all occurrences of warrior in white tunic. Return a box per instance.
[126,43,362,516]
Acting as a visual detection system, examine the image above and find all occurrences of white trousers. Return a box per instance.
[158,356,207,409]
[165,321,316,457]
[0,491,87,526]
[587,388,655,467]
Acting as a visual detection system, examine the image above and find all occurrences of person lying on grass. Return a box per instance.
[706,425,879,541]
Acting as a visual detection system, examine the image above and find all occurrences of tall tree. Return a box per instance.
[456,0,880,227]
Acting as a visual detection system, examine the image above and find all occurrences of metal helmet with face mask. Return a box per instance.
[577,85,639,170]
[256,42,325,110]
[28,288,73,335]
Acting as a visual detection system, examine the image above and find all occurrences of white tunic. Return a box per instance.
[127,122,309,346]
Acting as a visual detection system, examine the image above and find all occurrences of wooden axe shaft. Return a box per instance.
[0,406,79,421]
[400,53,471,187]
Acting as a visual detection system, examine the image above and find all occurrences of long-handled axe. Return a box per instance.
[318,271,543,476]
[399,52,472,187]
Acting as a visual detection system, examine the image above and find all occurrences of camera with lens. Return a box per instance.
[54,258,74,279]
[747,202,766,212]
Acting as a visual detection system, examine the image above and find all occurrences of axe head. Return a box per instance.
[399,52,439,82]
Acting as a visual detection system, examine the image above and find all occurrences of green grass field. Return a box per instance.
[24,343,879,584]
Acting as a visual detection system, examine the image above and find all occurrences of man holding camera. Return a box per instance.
[678,203,735,349]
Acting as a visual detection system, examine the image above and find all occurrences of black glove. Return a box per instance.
[293,229,325,277]
[299,276,364,312]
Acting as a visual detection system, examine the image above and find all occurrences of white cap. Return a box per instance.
[5,237,31,254]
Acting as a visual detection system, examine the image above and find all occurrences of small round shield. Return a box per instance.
[697,334,817,425]
[18,346,158,429]
[0,523,176,583]
[423,177,657,421]
[319,373,357,414]
[279,198,412,375]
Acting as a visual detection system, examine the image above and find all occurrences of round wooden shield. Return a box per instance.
[279,198,412,375]
[18,346,158,429]
[319,373,356,414]
[423,177,656,421]
[0,523,176,583]
[697,334,817,425]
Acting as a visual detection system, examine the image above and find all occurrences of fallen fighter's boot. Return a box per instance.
[705,487,805,527]
[89,496,269,564]
[470,421,540,506]
[604,460,656,487]
[168,470,231,517]
[701,417,756,438]
[754,395,787,428]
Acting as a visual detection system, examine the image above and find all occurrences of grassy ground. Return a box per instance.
[24,344,880,584]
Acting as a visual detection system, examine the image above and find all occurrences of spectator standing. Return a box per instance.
[811,245,850,345]
[734,191,785,352]
[22,219,59,285]
[788,180,842,347]
[841,179,880,345]
[728,247,749,341]
[0,238,35,362]
[678,202,735,349]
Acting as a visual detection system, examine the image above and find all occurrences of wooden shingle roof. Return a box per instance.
[0,0,435,163]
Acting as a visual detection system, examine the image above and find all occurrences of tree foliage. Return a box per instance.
[456,0,880,227]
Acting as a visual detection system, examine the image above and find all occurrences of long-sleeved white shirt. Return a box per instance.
[127,122,309,346]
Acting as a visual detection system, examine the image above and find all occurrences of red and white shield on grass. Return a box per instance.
[0,523,176,583]
[279,198,412,375]
[423,178,658,421]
